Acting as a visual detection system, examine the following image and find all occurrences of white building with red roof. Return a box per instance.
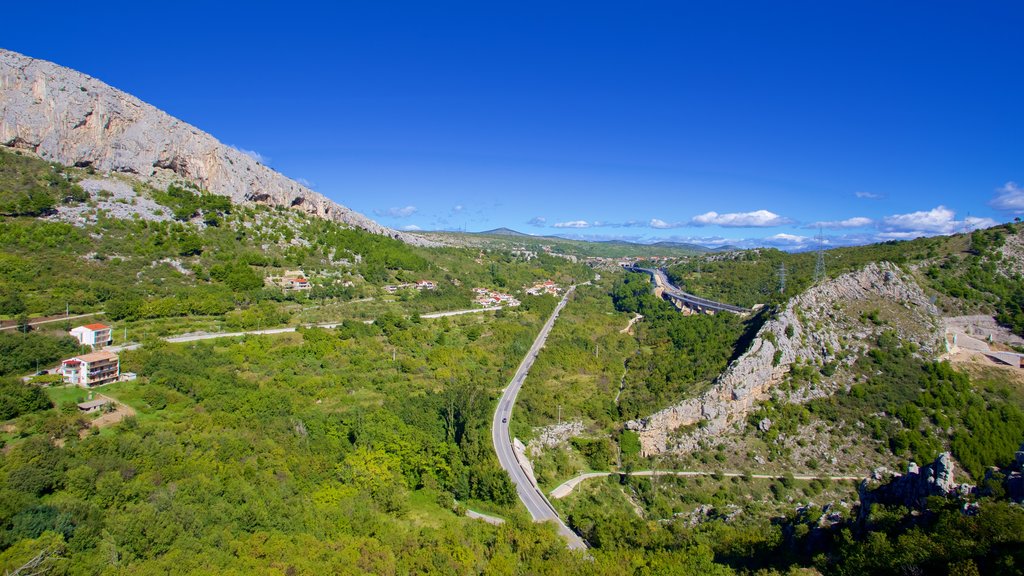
[70,323,113,347]
[61,350,120,387]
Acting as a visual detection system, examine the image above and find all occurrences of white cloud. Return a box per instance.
[690,209,792,227]
[401,224,423,231]
[527,216,547,227]
[855,191,883,199]
[881,205,995,235]
[552,220,591,228]
[965,216,998,229]
[809,216,874,229]
[451,204,465,214]
[765,233,809,244]
[229,145,268,165]
[649,218,680,229]
[990,182,1024,214]
[295,177,314,188]
[375,206,418,218]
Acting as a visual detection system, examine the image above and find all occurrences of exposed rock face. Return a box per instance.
[1001,442,1024,503]
[527,420,585,457]
[626,262,941,456]
[0,48,434,246]
[858,453,973,520]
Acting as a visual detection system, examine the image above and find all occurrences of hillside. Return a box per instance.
[0,48,432,246]
[1,94,1023,575]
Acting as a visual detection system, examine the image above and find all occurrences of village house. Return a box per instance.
[525,280,561,296]
[60,350,120,387]
[282,270,311,291]
[77,398,112,413]
[266,270,312,291]
[69,323,112,347]
[472,287,520,307]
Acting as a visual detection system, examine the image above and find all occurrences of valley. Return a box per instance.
[1,43,1023,576]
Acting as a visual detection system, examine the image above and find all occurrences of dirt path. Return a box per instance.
[81,394,136,436]
[620,313,643,334]
[0,311,102,331]
[549,469,863,499]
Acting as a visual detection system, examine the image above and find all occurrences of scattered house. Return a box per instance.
[525,280,561,296]
[472,287,520,308]
[266,270,312,291]
[283,270,311,290]
[60,351,120,387]
[77,398,112,413]
[69,323,113,347]
[384,281,437,294]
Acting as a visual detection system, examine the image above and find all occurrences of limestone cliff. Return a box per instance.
[626,262,942,456]
[0,48,433,246]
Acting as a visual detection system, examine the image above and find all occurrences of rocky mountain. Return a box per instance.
[627,262,943,455]
[0,48,433,246]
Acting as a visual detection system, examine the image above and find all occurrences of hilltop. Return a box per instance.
[0,48,433,246]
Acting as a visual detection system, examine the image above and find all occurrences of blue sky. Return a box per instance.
[5,1,1023,249]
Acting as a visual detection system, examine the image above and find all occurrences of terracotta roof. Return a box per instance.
[74,350,118,363]
[62,359,81,365]
[83,323,110,330]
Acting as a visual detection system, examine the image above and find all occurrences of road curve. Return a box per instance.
[491,286,588,550]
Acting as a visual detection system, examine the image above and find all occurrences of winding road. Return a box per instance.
[491,286,588,550]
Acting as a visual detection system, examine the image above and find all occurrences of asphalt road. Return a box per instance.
[491,285,588,550]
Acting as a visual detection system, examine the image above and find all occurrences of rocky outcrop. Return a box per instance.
[858,453,973,520]
[992,441,1024,503]
[0,48,435,246]
[527,420,585,457]
[626,262,941,455]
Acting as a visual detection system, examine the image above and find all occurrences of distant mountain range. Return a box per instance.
[472,228,737,253]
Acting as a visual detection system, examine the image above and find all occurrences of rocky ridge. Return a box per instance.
[0,48,435,246]
[626,262,942,456]
[857,453,973,521]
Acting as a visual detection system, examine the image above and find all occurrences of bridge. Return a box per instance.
[624,266,751,316]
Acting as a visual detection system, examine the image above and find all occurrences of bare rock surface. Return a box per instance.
[51,176,171,224]
[0,48,436,246]
[626,262,941,456]
[857,452,972,520]
[527,420,585,457]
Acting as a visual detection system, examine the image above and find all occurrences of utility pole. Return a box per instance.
[557,405,561,426]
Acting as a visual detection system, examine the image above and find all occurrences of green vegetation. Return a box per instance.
[925,226,1024,336]
[0,149,86,216]
[667,222,1024,335]
[151,182,232,223]
[787,332,1024,479]
[612,272,749,419]
[0,332,79,377]
[0,379,52,421]
[3,147,1024,573]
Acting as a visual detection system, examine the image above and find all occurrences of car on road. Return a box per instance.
[502,417,507,423]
